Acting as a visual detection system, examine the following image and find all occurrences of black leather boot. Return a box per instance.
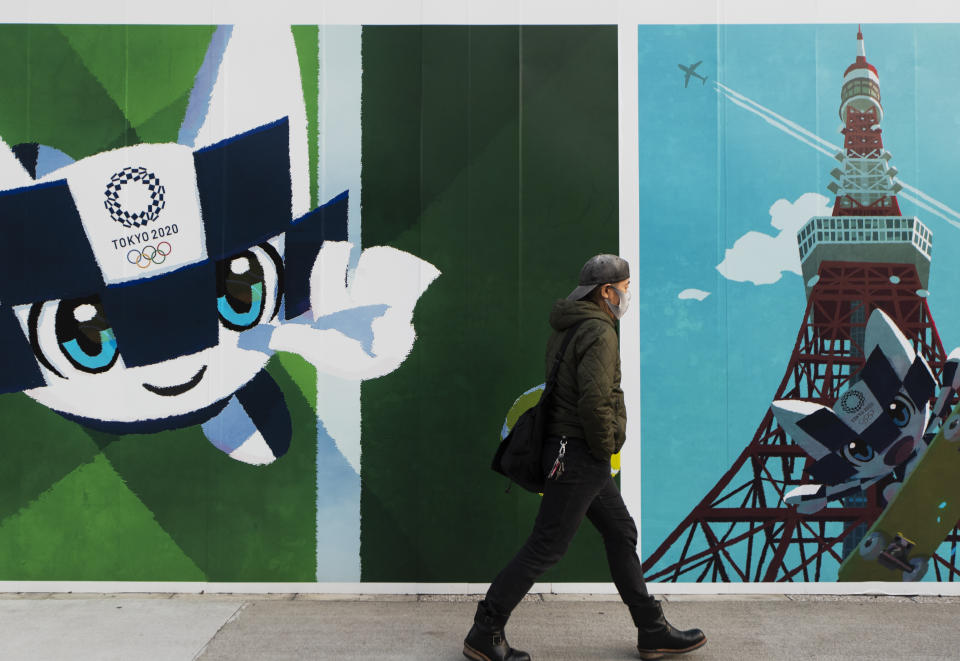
[463,600,531,661]
[631,599,706,659]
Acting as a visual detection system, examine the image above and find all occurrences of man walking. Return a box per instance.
[464,255,707,660]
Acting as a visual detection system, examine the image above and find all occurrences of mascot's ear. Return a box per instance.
[0,135,33,191]
[943,348,960,392]
[771,399,836,461]
[186,25,310,217]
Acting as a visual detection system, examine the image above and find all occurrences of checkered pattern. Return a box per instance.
[103,166,166,228]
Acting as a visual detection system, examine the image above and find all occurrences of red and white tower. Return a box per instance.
[643,28,959,583]
[827,26,903,217]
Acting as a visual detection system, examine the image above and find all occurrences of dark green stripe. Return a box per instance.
[360,26,619,581]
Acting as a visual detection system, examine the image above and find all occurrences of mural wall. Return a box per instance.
[639,24,960,583]
[9,19,959,588]
[5,18,956,588]
[0,25,620,583]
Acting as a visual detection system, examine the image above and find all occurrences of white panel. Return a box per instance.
[313,26,364,583]
[40,144,206,284]
[0,580,959,596]
[616,20,643,550]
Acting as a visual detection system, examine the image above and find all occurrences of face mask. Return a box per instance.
[605,287,631,319]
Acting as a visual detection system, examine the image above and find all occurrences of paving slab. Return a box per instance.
[45,592,175,600]
[0,598,243,661]
[170,593,294,602]
[420,593,543,603]
[787,593,916,602]
[542,592,626,602]
[911,595,960,603]
[662,593,789,602]
[0,592,53,600]
[2,594,959,660]
[292,593,418,602]
[195,597,960,661]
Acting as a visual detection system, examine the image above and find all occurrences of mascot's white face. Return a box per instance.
[0,22,310,441]
[17,143,284,425]
[26,301,272,424]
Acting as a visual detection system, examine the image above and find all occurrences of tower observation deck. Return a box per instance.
[799,26,931,294]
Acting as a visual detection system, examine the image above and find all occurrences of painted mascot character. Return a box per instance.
[0,26,438,466]
[772,308,960,514]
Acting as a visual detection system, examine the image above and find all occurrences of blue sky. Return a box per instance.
[637,24,960,573]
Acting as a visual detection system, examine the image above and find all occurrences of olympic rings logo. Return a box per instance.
[127,242,172,269]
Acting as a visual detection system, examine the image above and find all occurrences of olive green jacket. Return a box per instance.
[543,299,626,461]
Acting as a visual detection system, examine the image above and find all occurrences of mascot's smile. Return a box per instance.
[143,365,207,396]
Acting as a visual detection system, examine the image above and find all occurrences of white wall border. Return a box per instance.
[1,581,959,595]
[6,0,960,25]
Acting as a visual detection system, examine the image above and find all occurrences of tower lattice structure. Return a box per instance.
[643,28,960,583]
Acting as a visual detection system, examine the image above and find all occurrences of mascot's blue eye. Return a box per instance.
[886,396,912,429]
[55,297,119,373]
[844,439,875,463]
[217,251,266,330]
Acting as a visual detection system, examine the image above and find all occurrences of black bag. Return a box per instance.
[491,320,585,492]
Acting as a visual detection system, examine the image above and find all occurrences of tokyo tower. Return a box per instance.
[643,27,960,582]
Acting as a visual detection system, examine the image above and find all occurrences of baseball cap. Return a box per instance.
[566,254,630,300]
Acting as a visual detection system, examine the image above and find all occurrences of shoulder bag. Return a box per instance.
[491,320,585,492]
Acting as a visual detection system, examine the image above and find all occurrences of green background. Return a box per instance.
[359,26,620,581]
[0,26,318,581]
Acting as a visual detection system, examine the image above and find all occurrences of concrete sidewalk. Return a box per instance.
[0,592,958,660]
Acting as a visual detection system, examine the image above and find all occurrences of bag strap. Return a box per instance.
[543,319,587,397]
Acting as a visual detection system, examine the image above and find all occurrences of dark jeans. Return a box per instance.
[485,436,651,620]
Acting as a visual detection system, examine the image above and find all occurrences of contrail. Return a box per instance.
[900,192,960,231]
[716,82,841,153]
[713,81,960,226]
[718,91,837,158]
[899,181,960,222]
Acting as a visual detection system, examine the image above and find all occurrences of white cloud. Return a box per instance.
[716,193,832,285]
[678,288,711,301]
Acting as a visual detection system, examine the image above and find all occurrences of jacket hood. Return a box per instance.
[549,299,613,331]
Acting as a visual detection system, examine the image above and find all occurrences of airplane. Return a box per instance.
[678,61,707,87]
